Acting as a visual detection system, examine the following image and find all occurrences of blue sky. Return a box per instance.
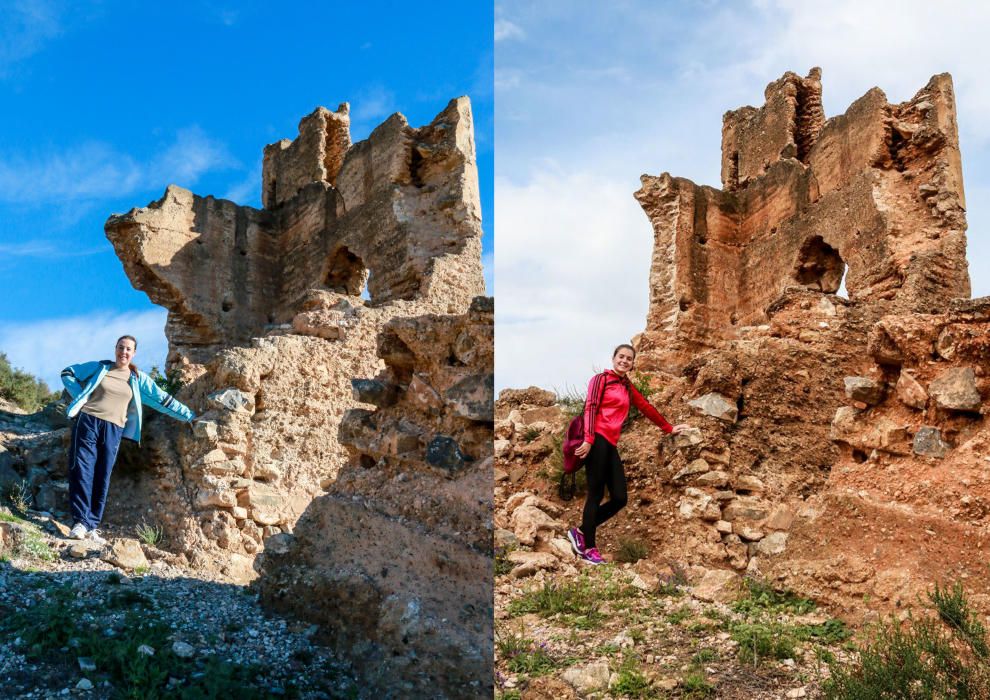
[496,0,990,392]
[0,0,493,389]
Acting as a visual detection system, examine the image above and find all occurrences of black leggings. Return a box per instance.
[580,434,628,549]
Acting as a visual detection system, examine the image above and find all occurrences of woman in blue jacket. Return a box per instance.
[61,335,195,543]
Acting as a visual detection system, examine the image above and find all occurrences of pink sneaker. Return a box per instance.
[579,547,604,565]
[567,527,586,555]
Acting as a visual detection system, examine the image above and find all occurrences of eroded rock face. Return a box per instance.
[83,97,485,585]
[257,298,493,698]
[634,68,969,371]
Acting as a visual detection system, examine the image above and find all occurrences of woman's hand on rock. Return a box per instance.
[671,423,693,435]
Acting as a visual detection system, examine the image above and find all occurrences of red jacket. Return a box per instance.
[583,370,673,446]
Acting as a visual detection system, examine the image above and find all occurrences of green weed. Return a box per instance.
[612,654,653,698]
[614,538,650,564]
[135,522,164,547]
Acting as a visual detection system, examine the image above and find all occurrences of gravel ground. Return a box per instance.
[0,513,362,699]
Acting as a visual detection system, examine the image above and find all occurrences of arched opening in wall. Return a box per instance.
[360,272,373,302]
[793,236,845,293]
[324,246,369,297]
[837,267,849,299]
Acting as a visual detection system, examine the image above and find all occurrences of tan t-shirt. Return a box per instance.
[80,367,133,428]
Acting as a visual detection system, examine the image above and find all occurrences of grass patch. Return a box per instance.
[692,648,717,664]
[0,584,282,699]
[495,543,516,578]
[614,538,650,564]
[521,427,541,443]
[732,578,816,617]
[825,581,990,698]
[667,606,691,625]
[4,480,32,514]
[0,513,55,563]
[612,654,653,698]
[135,522,164,547]
[731,621,798,665]
[496,632,557,676]
[682,667,716,698]
[508,575,603,628]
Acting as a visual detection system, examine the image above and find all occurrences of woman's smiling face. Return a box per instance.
[612,347,635,375]
[115,338,136,367]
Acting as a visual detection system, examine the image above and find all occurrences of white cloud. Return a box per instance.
[495,169,652,392]
[0,127,234,205]
[0,308,169,390]
[0,240,106,258]
[494,18,524,42]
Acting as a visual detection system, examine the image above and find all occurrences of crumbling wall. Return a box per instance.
[90,96,485,581]
[258,297,494,698]
[635,69,969,371]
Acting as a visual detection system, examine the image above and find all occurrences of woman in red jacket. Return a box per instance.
[567,344,691,564]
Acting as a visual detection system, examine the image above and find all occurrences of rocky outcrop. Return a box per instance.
[257,298,493,698]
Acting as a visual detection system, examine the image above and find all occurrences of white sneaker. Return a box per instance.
[69,523,88,540]
[86,529,107,545]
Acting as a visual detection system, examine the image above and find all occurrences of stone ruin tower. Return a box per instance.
[622,69,990,618]
[635,68,968,370]
[103,97,493,694]
[104,96,484,562]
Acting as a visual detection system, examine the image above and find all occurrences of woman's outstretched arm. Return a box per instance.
[628,383,674,433]
[136,372,195,422]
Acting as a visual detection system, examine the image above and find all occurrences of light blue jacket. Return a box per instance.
[61,360,194,443]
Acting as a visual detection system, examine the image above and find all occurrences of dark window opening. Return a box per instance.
[793,236,845,293]
[324,246,370,297]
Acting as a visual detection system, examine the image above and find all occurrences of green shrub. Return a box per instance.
[825,581,990,699]
[614,538,650,564]
[732,621,798,665]
[521,427,541,443]
[148,366,184,396]
[0,353,58,412]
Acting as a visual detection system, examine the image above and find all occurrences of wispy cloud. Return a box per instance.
[222,162,261,207]
[0,240,107,258]
[0,127,235,205]
[149,126,237,186]
[0,0,63,78]
[0,308,169,390]
[494,18,524,42]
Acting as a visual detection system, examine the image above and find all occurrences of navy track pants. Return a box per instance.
[68,412,124,529]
